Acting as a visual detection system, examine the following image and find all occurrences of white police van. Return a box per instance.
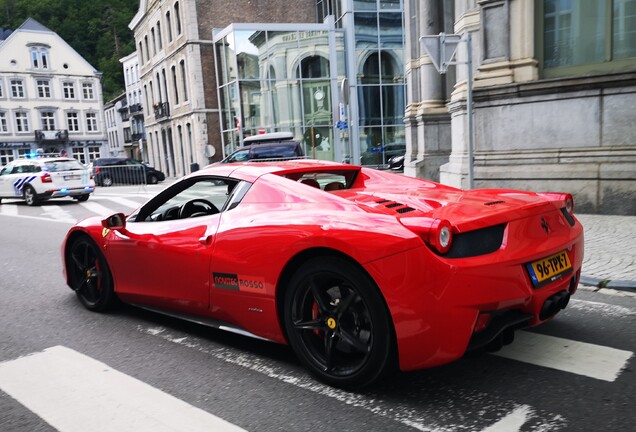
[0,154,95,206]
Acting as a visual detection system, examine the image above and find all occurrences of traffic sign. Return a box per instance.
[420,33,461,74]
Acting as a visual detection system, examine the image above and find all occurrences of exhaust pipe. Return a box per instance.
[540,290,570,320]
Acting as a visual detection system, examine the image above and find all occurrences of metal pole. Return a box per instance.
[466,32,474,190]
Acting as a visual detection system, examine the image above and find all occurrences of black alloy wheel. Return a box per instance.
[284,257,394,389]
[68,236,115,311]
[23,185,39,206]
[147,174,159,185]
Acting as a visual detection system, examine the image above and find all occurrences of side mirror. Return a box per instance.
[102,213,127,230]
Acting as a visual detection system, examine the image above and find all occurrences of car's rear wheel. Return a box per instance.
[23,185,39,206]
[75,194,90,202]
[147,174,158,185]
[68,236,115,311]
[284,257,394,389]
[102,176,113,187]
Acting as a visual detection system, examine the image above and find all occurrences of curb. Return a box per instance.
[579,275,636,291]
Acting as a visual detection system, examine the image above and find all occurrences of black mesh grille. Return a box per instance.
[445,224,506,258]
[396,207,415,213]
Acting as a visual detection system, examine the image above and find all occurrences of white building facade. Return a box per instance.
[129,0,214,178]
[120,51,147,160]
[104,93,129,158]
[0,18,107,166]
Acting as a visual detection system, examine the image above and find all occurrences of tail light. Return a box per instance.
[400,217,454,255]
[41,173,52,183]
[564,194,574,216]
[430,219,453,254]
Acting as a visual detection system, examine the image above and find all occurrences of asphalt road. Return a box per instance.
[0,191,635,432]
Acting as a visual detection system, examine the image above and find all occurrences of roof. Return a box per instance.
[17,18,53,33]
[243,132,295,144]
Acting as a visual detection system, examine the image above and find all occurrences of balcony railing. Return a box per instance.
[131,133,145,141]
[129,103,144,114]
[153,102,170,119]
[35,129,69,142]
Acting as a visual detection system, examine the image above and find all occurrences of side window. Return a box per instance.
[227,149,249,163]
[137,177,251,222]
[0,163,15,175]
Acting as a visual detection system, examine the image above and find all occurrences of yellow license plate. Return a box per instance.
[526,250,573,287]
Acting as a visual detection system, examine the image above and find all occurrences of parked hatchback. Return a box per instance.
[92,158,165,187]
[0,156,94,205]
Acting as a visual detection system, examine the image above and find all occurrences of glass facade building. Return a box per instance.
[213,0,406,166]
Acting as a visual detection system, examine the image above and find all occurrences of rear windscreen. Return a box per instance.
[43,160,86,172]
[252,145,299,159]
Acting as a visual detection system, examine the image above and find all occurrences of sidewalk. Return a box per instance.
[577,214,636,291]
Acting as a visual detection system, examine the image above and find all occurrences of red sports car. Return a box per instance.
[62,160,584,388]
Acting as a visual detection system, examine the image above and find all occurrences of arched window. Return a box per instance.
[171,65,179,104]
[174,2,182,35]
[180,60,188,101]
[156,21,163,50]
[166,11,173,42]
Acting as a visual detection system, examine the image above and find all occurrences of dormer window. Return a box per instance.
[30,46,50,70]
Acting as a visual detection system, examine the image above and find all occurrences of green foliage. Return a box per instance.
[0,0,139,101]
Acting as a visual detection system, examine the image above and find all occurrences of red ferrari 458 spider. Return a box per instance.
[62,160,584,388]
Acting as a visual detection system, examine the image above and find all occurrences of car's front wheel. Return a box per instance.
[68,236,116,311]
[284,257,395,389]
[147,174,159,185]
[23,185,39,206]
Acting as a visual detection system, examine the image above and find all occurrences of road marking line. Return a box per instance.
[104,196,144,209]
[494,331,633,382]
[0,346,246,432]
[79,201,119,216]
[0,204,19,216]
[39,204,76,223]
[0,212,74,224]
[480,405,534,432]
[569,298,635,317]
[140,325,566,432]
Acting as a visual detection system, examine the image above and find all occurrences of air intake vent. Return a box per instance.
[385,202,402,208]
[484,200,505,206]
[396,207,415,213]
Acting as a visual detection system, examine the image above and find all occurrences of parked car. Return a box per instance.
[388,154,405,171]
[62,160,583,389]
[360,142,406,168]
[92,158,165,186]
[0,155,94,205]
[222,143,304,163]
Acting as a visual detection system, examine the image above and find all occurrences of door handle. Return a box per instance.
[199,235,213,245]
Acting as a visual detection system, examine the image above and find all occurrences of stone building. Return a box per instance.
[129,0,316,178]
[0,18,107,165]
[104,93,129,158]
[120,51,146,160]
[404,0,636,215]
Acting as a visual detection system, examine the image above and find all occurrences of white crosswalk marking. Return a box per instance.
[0,203,18,216]
[105,196,145,209]
[0,346,247,432]
[79,200,120,217]
[494,331,633,382]
[39,204,75,223]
